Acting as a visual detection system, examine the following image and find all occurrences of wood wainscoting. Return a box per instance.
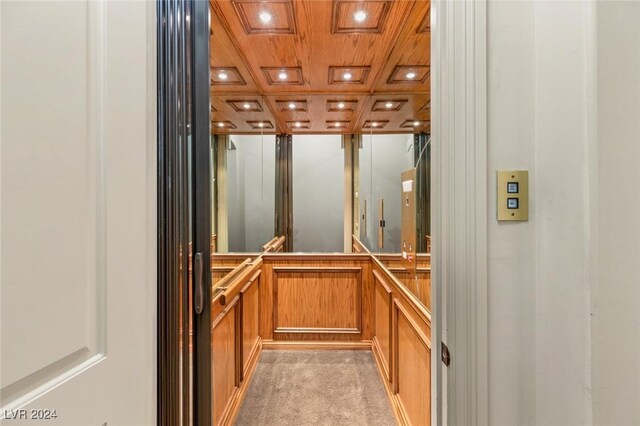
[209,252,431,425]
[377,254,431,311]
[210,258,263,426]
[371,256,432,426]
[259,254,374,347]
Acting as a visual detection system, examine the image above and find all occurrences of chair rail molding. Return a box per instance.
[431,0,488,425]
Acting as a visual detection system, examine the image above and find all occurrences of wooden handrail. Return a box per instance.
[262,235,285,253]
[216,258,263,306]
[212,258,251,295]
[351,235,370,254]
[371,255,432,323]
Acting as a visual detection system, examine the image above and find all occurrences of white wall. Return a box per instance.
[591,2,640,424]
[487,2,537,423]
[487,1,640,424]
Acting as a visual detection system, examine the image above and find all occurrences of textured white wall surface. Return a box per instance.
[486,1,640,424]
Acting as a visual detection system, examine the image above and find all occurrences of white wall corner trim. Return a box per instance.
[432,0,488,425]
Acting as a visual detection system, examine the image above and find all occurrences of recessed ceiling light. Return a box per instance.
[243,103,251,109]
[406,72,417,79]
[258,122,264,128]
[218,71,228,80]
[413,121,420,127]
[343,72,353,81]
[295,122,302,128]
[353,10,367,22]
[337,102,346,109]
[371,122,378,127]
[385,102,394,109]
[288,102,296,109]
[278,71,288,80]
[259,12,272,23]
[218,122,225,127]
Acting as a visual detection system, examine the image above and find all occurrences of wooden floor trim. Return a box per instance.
[261,340,372,350]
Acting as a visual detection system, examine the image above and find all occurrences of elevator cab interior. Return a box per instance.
[206,1,431,424]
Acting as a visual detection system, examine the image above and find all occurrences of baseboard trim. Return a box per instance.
[261,340,372,350]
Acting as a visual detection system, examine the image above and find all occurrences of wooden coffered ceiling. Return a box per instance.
[209,0,431,135]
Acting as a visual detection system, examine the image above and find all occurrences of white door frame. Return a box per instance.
[431,0,488,425]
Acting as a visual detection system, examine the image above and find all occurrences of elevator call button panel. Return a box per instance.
[497,170,529,221]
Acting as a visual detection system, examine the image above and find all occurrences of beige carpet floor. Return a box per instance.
[235,350,396,426]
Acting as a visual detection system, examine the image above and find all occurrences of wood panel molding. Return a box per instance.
[325,120,351,130]
[363,120,390,129]
[231,0,298,35]
[276,99,308,112]
[261,67,304,86]
[399,119,428,130]
[240,271,261,379]
[211,295,240,426]
[226,99,263,112]
[328,66,371,85]
[286,120,312,130]
[211,66,247,86]
[331,0,392,34]
[417,6,431,34]
[387,65,430,84]
[373,269,393,382]
[327,99,358,112]
[272,266,363,334]
[372,99,408,112]
[393,298,431,426]
[211,261,264,426]
[212,120,238,130]
[246,120,275,130]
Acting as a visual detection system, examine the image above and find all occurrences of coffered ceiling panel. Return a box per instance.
[355,93,431,134]
[372,99,408,112]
[331,0,392,34]
[417,5,430,34]
[276,99,308,112]
[232,0,297,35]
[227,99,263,112]
[264,94,369,134]
[209,10,259,93]
[210,0,414,93]
[326,99,358,112]
[211,95,277,134]
[261,66,305,85]
[328,66,371,86]
[210,0,431,134]
[373,0,431,93]
[387,65,430,84]
[211,66,246,86]
[247,120,275,130]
